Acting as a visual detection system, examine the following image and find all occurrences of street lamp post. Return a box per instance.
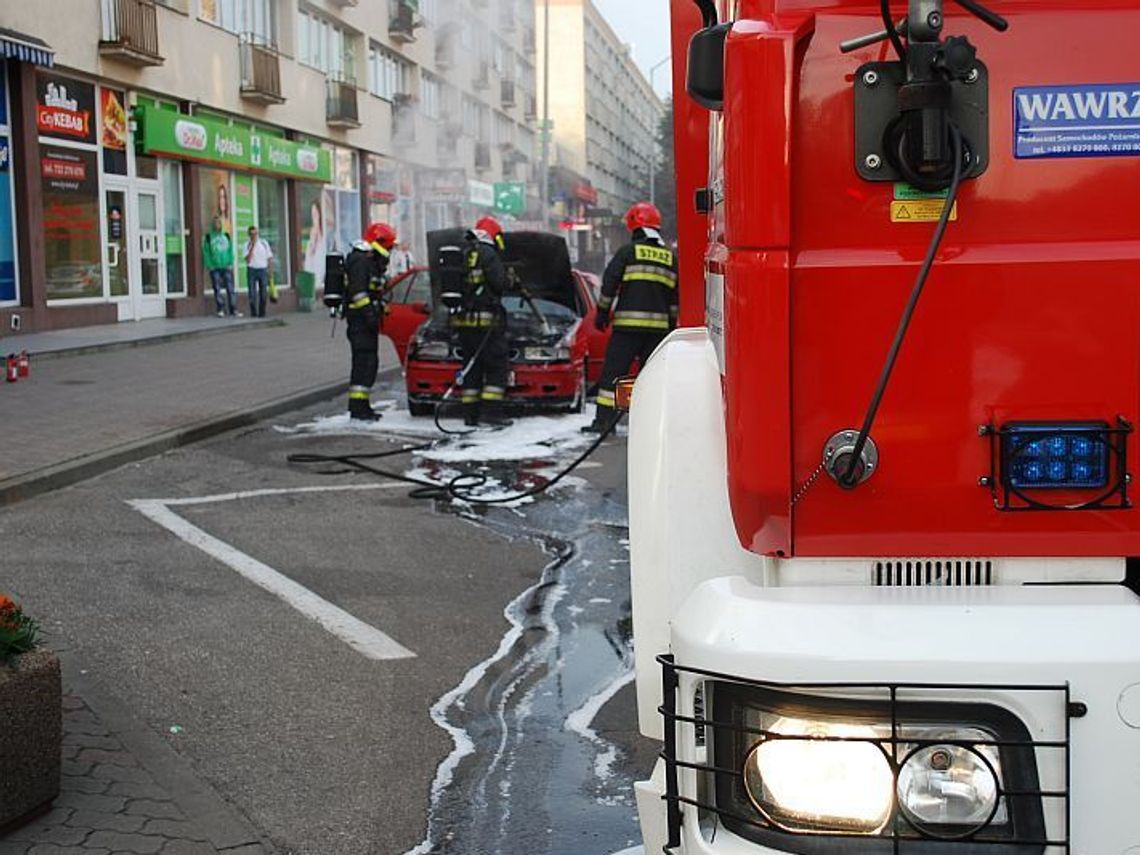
[647,55,671,207]
[539,0,551,230]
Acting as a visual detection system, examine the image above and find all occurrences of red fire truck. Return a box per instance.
[630,1,1140,852]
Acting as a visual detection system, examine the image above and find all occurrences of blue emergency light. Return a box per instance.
[1003,422,1110,490]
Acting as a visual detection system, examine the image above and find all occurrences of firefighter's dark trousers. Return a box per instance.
[592,329,668,425]
[458,324,510,417]
[346,302,380,410]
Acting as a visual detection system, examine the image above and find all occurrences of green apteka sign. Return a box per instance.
[134,105,332,183]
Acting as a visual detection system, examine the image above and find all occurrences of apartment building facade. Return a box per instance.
[0,0,538,331]
[536,0,663,271]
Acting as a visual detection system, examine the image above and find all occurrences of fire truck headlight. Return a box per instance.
[897,740,1005,833]
[743,717,893,833]
[714,685,1043,844]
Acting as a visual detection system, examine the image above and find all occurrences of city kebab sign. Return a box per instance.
[36,74,97,145]
[134,105,332,183]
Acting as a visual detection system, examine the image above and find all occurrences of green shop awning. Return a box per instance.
[134,105,332,183]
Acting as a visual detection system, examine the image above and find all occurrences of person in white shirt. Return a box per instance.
[388,241,416,276]
[243,226,275,318]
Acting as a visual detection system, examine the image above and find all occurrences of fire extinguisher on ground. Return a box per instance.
[17,351,28,378]
[5,354,18,383]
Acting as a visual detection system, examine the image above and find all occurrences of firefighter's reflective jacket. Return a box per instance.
[598,232,679,331]
[450,238,508,329]
[343,240,389,312]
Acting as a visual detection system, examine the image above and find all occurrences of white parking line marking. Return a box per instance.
[129,490,415,661]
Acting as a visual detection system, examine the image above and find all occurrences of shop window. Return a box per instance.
[99,87,128,175]
[298,181,325,283]
[161,161,186,295]
[254,175,289,285]
[0,65,17,305]
[42,146,102,301]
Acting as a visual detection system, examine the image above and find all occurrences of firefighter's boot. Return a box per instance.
[349,397,382,421]
[464,402,481,427]
[582,408,619,434]
[479,401,514,429]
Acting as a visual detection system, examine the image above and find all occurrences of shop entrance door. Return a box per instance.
[132,188,165,319]
[107,181,167,321]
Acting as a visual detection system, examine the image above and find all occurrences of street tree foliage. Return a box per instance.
[652,98,678,242]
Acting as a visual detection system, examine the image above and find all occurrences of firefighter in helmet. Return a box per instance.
[344,222,396,421]
[583,202,679,433]
[452,216,513,428]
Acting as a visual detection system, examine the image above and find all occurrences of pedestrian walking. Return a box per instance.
[242,226,274,318]
[583,202,678,433]
[451,217,512,428]
[203,216,240,318]
[389,241,416,276]
[343,222,397,420]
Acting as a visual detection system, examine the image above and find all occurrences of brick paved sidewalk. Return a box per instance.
[0,312,398,505]
[0,678,271,855]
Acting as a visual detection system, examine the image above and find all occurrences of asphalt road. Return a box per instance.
[0,390,654,855]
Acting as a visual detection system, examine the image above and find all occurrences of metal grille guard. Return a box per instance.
[657,654,1075,853]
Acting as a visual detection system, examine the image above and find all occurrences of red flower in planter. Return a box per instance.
[0,594,40,661]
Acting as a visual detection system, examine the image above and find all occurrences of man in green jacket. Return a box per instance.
[203,217,241,318]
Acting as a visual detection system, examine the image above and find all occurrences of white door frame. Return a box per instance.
[131,181,166,320]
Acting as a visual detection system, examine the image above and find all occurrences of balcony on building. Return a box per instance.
[523,26,536,56]
[327,74,360,128]
[474,141,492,172]
[499,7,516,33]
[328,0,359,5]
[500,79,516,109]
[239,34,284,105]
[473,61,490,91]
[99,0,163,66]
[524,94,537,121]
[390,0,419,45]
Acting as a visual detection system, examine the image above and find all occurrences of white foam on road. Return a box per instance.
[128,490,416,661]
[277,399,609,463]
[565,667,636,781]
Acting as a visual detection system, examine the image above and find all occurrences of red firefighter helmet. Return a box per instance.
[363,222,397,251]
[474,216,504,242]
[624,202,662,232]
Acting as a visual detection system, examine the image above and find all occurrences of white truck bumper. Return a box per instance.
[635,577,1140,854]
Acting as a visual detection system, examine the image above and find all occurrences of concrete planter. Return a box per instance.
[0,650,61,828]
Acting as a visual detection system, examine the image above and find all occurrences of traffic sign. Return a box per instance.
[494,182,526,216]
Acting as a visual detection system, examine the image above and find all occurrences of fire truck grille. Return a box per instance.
[875,559,993,587]
[657,654,1073,853]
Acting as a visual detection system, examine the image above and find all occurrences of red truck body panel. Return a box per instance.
[690,2,1140,557]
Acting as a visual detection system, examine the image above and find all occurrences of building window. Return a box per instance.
[421,73,440,119]
[298,8,352,79]
[367,44,410,101]
[0,64,17,305]
[200,0,274,40]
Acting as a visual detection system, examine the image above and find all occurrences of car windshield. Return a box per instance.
[501,296,577,319]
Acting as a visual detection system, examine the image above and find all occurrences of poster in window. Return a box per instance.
[0,136,15,302]
[299,182,325,279]
[101,87,128,175]
[36,72,96,145]
[40,146,101,300]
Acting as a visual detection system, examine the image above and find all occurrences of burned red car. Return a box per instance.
[394,230,609,416]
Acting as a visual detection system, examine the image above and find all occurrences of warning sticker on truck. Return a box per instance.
[1014,83,1140,159]
[891,200,958,223]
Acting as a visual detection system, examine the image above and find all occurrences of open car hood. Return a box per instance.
[425,229,578,312]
